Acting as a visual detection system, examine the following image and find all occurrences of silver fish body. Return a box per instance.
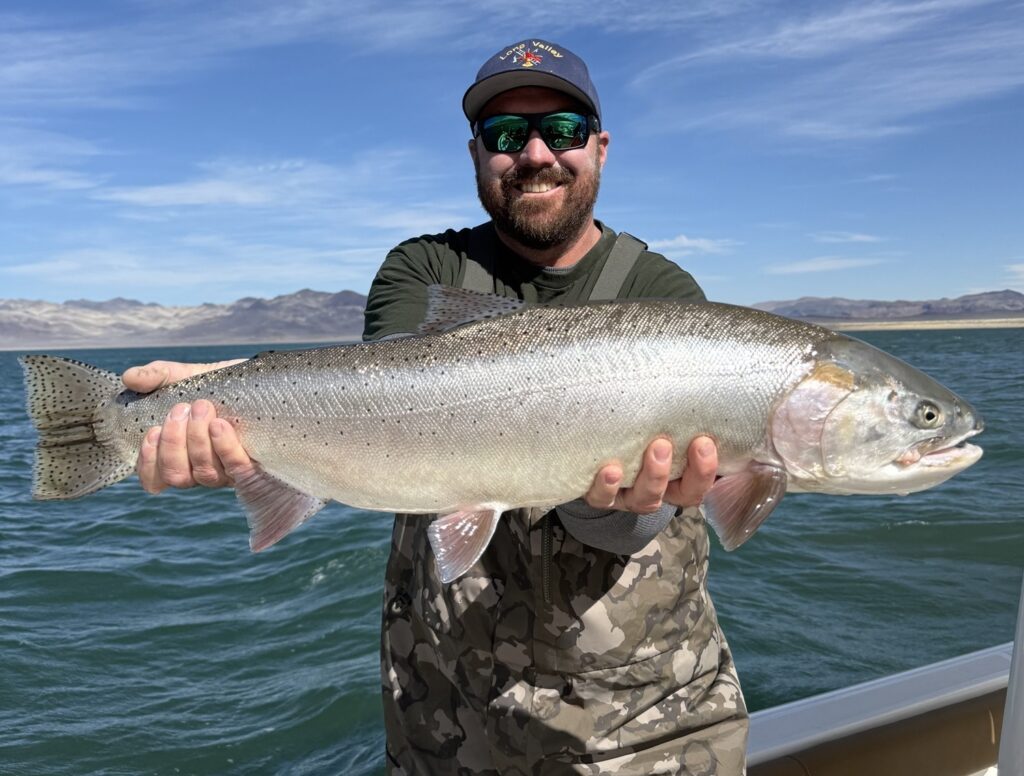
[21,289,983,582]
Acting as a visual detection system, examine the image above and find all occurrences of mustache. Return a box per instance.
[501,167,575,188]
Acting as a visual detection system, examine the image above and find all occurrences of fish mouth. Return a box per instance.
[897,429,984,469]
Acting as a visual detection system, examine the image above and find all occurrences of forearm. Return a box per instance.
[556,499,677,554]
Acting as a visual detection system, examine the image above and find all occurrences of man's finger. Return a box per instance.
[622,438,673,513]
[157,403,195,488]
[122,358,247,393]
[209,418,255,484]
[584,465,623,510]
[667,436,718,507]
[186,400,229,487]
[137,426,165,493]
[123,360,179,392]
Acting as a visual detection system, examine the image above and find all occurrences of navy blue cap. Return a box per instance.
[463,39,601,123]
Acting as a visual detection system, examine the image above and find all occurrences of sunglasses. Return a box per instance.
[473,111,600,153]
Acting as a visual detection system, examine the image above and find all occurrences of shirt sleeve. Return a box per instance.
[556,500,678,555]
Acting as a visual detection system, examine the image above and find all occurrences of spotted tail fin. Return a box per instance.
[20,355,134,500]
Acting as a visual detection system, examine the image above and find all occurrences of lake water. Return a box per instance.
[1,328,1021,774]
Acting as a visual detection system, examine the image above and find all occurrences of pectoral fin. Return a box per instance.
[703,464,788,550]
[428,507,503,583]
[234,465,328,552]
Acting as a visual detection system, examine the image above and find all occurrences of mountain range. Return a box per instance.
[754,289,1024,321]
[3,289,1022,349]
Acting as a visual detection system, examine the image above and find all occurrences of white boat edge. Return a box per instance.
[747,641,1012,766]
[748,574,1023,774]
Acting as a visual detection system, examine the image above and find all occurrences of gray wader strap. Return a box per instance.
[460,225,497,293]
[459,227,646,300]
[588,232,646,301]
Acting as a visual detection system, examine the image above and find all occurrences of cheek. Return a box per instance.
[820,389,909,477]
[479,154,513,181]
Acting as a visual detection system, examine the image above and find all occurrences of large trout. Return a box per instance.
[21,287,983,582]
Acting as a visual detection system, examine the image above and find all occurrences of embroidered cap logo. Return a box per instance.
[514,49,543,68]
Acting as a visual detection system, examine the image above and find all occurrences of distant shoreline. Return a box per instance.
[4,318,1023,352]
[1,335,362,353]
[823,317,1024,331]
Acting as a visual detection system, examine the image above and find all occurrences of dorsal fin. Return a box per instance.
[418,285,525,335]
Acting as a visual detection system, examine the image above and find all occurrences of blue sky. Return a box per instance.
[1,0,1021,306]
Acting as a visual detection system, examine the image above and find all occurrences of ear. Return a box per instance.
[468,137,479,167]
[597,130,610,170]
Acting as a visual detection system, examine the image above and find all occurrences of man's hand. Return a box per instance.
[585,437,717,513]
[122,360,254,493]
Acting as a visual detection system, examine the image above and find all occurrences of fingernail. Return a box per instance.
[653,441,671,463]
[144,427,161,446]
[698,440,714,458]
[170,404,190,421]
[191,402,209,420]
[604,471,620,486]
[209,419,223,438]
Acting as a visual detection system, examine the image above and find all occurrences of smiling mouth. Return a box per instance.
[516,181,561,194]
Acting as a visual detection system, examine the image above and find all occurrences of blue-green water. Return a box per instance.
[1,330,1022,775]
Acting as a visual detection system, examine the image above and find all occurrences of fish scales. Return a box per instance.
[97,302,819,513]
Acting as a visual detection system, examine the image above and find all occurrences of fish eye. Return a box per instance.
[914,401,943,428]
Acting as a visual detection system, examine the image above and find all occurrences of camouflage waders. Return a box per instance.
[381,507,748,774]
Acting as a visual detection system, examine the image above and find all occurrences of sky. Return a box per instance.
[1,0,1022,307]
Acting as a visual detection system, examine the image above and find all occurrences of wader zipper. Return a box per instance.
[541,513,553,605]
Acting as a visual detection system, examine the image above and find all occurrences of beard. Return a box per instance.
[476,156,601,250]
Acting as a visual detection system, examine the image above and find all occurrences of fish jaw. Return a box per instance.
[869,437,984,495]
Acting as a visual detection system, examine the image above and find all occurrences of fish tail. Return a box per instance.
[20,355,134,500]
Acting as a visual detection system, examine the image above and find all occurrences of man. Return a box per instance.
[125,39,747,775]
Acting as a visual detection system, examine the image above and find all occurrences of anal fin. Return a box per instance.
[234,466,328,552]
[703,464,788,550]
[427,507,503,583]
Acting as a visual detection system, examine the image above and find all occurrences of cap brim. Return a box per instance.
[463,71,598,122]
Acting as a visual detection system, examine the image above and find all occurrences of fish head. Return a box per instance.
[772,336,983,495]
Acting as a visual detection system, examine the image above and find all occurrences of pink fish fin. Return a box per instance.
[703,464,788,550]
[427,506,503,584]
[234,465,328,552]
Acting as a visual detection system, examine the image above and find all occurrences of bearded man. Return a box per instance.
[362,40,749,776]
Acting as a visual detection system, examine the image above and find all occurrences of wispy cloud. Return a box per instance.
[0,1,746,112]
[638,0,996,74]
[1005,262,1024,290]
[0,123,104,191]
[647,233,739,255]
[91,153,469,223]
[94,159,349,208]
[811,231,884,243]
[766,256,886,274]
[0,242,389,303]
[847,173,899,184]
[633,0,1024,140]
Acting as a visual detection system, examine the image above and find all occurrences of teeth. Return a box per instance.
[519,182,557,193]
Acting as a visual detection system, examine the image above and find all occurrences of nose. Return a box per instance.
[517,130,556,166]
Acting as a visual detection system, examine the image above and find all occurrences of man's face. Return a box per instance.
[470,86,609,250]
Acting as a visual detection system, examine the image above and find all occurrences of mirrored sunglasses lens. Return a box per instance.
[481,116,529,152]
[540,113,587,149]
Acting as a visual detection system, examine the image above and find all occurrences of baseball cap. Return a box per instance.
[462,39,601,123]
